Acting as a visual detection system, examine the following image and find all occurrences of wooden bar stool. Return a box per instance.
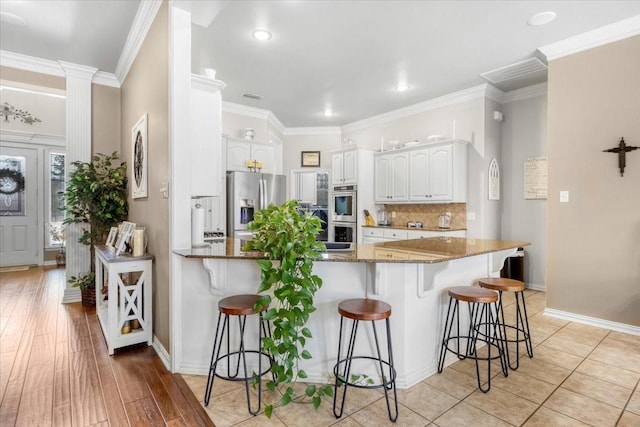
[204,294,272,415]
[437,286,508,392]
[478,277,533,370]
[333,298,398,422]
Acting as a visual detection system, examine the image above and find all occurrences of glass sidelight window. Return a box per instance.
[48,152,66,247]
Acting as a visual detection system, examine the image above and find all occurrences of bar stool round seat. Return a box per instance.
[333,298,398,422]
[478,277,533,370]
[204,294,272,416]
[438,286,508,393]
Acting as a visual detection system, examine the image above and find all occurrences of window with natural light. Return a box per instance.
[48,152,65,247]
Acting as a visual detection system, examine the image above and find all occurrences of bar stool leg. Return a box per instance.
[333,317,359,418]
[438,298,458,372]
[373,318,397,422]
[204,312,227,406]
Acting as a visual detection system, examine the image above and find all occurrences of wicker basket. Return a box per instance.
[81,286,96,307]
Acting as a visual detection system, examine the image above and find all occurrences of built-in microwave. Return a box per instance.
[331,185,357,223]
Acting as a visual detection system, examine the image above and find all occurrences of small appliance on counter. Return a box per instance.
[438,212,452,229]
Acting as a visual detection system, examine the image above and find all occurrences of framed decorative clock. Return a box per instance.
[131,114,148,199]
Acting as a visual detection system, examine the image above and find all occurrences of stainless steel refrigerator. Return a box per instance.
[226,171,287,237]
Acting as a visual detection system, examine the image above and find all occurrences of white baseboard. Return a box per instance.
[544,308,640,336]
[42,260,58,266]
[153,336,172,371]
[526,282,546,292]
[62,287,81,303]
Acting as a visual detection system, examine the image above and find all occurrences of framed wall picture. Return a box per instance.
[105,227,118,249]
[115,221,136,255]
[131,114,148,199]
[301,151,320,167]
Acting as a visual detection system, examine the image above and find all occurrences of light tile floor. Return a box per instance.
[183,290,640,426]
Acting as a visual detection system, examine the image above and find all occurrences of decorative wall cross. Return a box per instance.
[603,137,638,177]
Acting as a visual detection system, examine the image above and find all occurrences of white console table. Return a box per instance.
[95,246,154,355]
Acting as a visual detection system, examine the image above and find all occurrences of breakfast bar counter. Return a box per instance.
[173,238,528,387]
[174,237,526,264]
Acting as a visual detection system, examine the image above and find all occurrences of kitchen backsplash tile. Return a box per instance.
[382,203,466,229]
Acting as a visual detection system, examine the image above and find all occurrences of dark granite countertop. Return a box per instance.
[174,238,528,264]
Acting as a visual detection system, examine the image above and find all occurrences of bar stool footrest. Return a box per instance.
[333,356,396,389]
[211,350,273,382]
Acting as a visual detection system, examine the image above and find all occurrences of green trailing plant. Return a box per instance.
[63,152,128,287]
[244,200,332,417]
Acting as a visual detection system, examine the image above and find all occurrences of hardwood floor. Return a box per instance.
[0,266,214,427]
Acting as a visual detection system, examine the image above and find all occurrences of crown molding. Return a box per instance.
[222,101,270,120]
[1,50,119,87]
[115,0,162,84]
[342,84,491,133]
[190,73,226,92]
[58,61,98,80]
[538,15,640,61]
[502,83,548,103]
[267,112,285,134]
[484,84,504,103]
[93,71,121,88]
[283,127,342,136]
[0,50,65,77]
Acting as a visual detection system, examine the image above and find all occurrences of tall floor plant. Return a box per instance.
[244,200,332,417]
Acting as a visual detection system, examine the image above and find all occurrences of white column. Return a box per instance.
[60,61,98,303]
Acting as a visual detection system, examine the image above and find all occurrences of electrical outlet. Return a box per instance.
[391,211,396,218]
[467,212,476,221]
[560,191,569,203]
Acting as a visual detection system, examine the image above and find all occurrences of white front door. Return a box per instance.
[0,146,38,267]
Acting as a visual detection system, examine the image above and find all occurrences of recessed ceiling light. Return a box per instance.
[251,29,272,41]
[396,83,409,92]
[528,11,556,26]
[324,108,333,117]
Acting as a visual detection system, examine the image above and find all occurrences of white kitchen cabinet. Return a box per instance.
[331,149,358,185]
[291,171,317,204]
[374,152,409,202]
[374,140,468,204]
[409,144,454,201]
[190,74,225,197]
[226,137,277,174]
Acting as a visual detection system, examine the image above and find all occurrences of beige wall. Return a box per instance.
[92,84,121,156]
[547,36,640,326]
[120,1,171,348]
[0,66,66,90]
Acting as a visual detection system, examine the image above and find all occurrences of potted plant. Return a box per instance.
[244,199,332,417]
[48,223,66,266]
[63,152,128,305]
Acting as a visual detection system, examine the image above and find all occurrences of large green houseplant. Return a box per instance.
[63,152,128,301]
[244,200,332,417]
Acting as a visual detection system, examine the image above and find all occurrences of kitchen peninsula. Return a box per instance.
[174,237,527,388]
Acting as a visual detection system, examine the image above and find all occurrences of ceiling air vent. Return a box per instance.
[481,57,547,84]
[241,92,263,100]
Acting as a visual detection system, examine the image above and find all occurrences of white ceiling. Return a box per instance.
[2,1,639,127]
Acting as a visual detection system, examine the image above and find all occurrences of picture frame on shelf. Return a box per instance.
[301,151,320,167]
[115,221,136,255]
[131,114,148,199]
[105,227,118,249]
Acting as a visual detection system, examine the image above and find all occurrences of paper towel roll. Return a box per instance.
[191,204,206,247]
[133,229,145,257]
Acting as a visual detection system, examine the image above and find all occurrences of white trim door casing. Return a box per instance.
[0,145,39,266]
